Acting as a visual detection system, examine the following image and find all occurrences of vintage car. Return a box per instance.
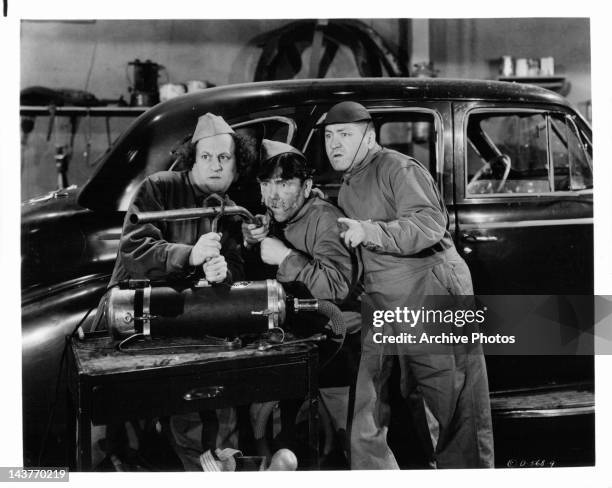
[22,78,594,468]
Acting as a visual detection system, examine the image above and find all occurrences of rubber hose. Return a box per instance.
[316,300,346,337]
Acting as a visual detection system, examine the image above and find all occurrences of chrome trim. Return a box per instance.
[107,288,137,339]
[466,188,593,199]
[460,217,593,230]
[264,279,286,328]
[277,281,286,326]
[266,279,277,329]
[22,273,111,306]
[493,405,594,418]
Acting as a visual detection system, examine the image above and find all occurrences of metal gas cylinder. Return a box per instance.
[106,279,286,339]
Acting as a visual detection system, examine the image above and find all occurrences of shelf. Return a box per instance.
[498,76,568,94]
[20,106,148,117]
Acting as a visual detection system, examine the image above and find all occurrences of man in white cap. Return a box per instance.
[242,139,362,463]
[319,101,494,469]
[104,113,257,469]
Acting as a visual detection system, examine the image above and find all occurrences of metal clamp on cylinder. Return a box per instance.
[293,298,318,313]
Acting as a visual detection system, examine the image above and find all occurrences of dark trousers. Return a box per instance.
[351,249,494,469]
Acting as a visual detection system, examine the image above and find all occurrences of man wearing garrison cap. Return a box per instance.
[102,113,257,470]
[320,101,494,469]
[242,140,362,457]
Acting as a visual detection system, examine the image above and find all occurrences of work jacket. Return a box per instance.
[110,170,244,286]
[337,145,457,299]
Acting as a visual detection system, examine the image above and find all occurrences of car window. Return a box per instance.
[304,110,438,188]
[232,116,296,144]
[379,118,436,174]
[550,116,593,191]
[466,110,592,196]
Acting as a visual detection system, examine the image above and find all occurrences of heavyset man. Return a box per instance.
[105,113,256,470]
[110,112,251,288]
[320,101,494,469]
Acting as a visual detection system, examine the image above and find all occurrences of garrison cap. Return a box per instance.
[191,113,235,144]
[260,139,304,162]
[318,101,372,127]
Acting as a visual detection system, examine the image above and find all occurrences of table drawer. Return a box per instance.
[88,361,309,424]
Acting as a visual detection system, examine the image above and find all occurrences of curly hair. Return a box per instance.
[171,132,258,179]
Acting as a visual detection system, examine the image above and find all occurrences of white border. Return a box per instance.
[3,2,612,488]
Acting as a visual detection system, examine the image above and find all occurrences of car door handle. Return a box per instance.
[462,233,498,242]
[183,386,225,401]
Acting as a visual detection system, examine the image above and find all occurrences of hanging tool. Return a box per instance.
[54,145,71,189]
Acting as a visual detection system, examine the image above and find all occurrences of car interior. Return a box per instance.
[466,111,592,196]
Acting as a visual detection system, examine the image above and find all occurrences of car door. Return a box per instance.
[452,103,593,294]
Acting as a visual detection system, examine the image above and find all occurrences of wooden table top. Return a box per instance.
[71,333,316,377]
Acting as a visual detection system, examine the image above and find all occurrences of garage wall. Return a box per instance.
[20,18,591,200]
[430,18,591,110]
[21,19,401,97]
[20,19,400,200]
[21,19,280,96]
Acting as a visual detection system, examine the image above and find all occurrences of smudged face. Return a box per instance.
[324,122,372,172]
[190,133,237,194]
[259,168,312,223]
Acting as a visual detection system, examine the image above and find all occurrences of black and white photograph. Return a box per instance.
[3,1,612,486]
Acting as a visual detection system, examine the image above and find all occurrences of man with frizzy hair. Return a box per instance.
[103,113,257,470]
[112,112,256,287]
[319,101,494,469]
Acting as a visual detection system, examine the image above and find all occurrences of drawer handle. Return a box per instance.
[183,386,225,401]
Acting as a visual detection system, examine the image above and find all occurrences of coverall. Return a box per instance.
[337,145,494,469]
[251,195,362,448]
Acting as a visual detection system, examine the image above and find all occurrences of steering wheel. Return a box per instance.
[491,154,511,192]
[468,162,492,186]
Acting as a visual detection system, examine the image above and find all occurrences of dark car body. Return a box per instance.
[22,78,594,466]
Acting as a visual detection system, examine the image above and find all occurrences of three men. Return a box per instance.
[106,103,493,470]
[320,101,494,469]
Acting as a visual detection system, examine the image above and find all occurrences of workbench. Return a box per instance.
[66,333,319,471]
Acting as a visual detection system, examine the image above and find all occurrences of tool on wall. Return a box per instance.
[83,109,93,166]
[127,59,165,107]
[54,145,70,190]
